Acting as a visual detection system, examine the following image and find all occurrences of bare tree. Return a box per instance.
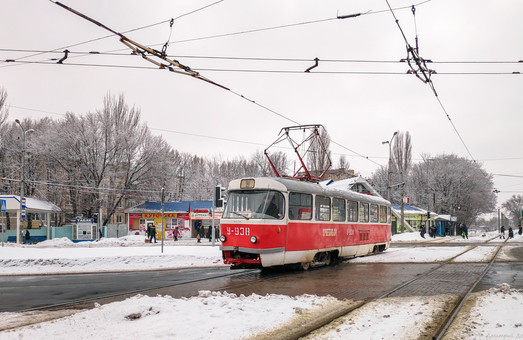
[307,126,331,176]
[337,154,350,170]
[391,132,412,232]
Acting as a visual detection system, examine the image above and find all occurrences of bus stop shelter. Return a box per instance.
[0,195,61,243]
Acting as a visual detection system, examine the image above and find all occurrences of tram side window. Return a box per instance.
[316,195,331,221]
[332,198,346,221]
[370,204,379,223]
[289,192,313,220]
[347,200,358,222]
[379,206,388,223]
[359,203,370,223]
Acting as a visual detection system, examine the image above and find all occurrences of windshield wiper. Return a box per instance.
[229,211,250,220]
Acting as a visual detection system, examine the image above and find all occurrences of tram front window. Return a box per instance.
[223,190,285,220]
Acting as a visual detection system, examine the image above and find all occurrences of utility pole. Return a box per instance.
[15,120,34,244]
[161,188,165,253]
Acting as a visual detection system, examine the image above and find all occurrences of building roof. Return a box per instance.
[391,204,432,215]
[320,176,382,197]
[125,200,213,213]
[0,195,61,212]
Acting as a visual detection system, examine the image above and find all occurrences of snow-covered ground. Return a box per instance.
[0,231,522,339]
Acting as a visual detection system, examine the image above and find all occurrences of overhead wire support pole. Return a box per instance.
[50,1,230,90]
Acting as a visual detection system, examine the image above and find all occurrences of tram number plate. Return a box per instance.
[226,226,251,236]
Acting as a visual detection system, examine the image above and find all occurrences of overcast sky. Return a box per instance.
[1,0,521,206]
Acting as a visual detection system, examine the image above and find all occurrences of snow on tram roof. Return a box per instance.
[228,177,390,206]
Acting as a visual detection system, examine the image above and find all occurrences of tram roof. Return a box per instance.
[228,177,390,206]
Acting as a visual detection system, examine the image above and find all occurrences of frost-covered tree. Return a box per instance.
[409,154,496,224]
[41,94,172,224]
[502,195,523,227]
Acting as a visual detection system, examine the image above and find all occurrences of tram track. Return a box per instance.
[282,237,510,340]
[2,238,514,338]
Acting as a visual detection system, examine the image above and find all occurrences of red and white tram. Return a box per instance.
[219,177,391,270]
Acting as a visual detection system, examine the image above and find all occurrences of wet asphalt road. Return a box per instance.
[1,246,522,312]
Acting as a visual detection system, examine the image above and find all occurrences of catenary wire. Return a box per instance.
[1,0,431,68]
[4,48,523,65]
[0,0,225,68]
[384,0,477,162]
[4,60,521,75]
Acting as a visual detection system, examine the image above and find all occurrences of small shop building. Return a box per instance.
[391,204,435,234]
[125,200,222,240]
[0,194,61,243]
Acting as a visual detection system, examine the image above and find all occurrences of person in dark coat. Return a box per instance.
[500,226,506,239]
[207,226,213,242]
[196,221,201,243]
[151,225,157,243]
[519,226,522,236]
[24,230,30,244]
[419,226,426,239]
[430,225,437,238]
[257,196,281,219]
[508,227,514,239]
[462,224,468,239]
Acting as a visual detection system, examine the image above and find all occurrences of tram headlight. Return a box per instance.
[219,234,226,242]
[250,236,257,244]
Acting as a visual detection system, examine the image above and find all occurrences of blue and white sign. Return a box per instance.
[21,197,26,218]
[0,199,6,212]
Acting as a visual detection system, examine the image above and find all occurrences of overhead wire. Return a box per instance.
[4,59,521,75]
[1,0,432,68]
[384,0,477,162]
[4,48,522,65]
[0,0,225,69]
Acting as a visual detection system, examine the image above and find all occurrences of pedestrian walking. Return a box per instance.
[173,226,179,241]
[430,225,437,238]
[195,221,201,243]
[519,226,522,236]
[24,230,30,244]
[508,227,514,239]
[207,225,213,242]
[151,226,157,243]
[462,224,468,239]
[500,226,506,239]
[419,226,426,239]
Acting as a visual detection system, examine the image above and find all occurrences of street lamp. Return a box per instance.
[15,119,34,244]
[382,131,398,202]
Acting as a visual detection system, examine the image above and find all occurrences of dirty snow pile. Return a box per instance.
[0,292,339,340]
[1,286,523,339]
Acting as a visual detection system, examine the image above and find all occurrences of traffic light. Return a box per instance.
[93,213,98,224]
[215,185,226,208]
[426,211,431,219]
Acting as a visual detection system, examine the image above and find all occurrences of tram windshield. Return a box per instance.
[223,190,285,220]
